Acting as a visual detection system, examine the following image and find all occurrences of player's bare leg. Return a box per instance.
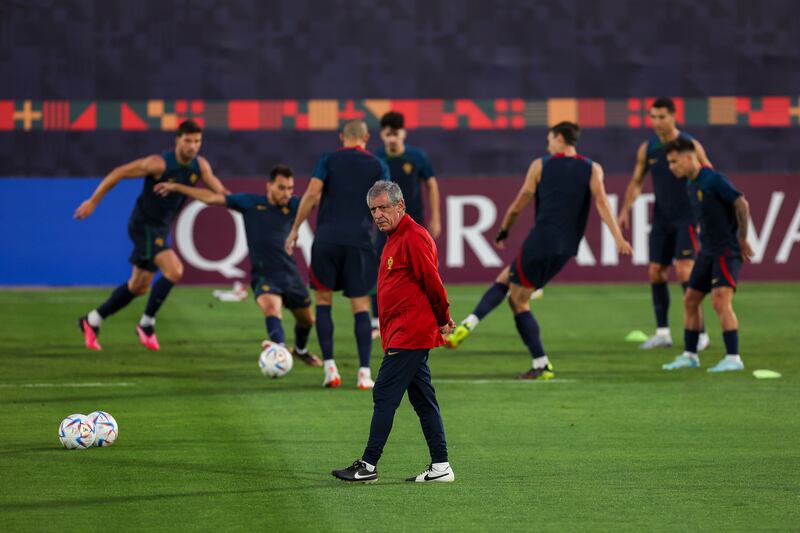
[134,250,182,351]
[351,296,374,389]
[675,259,709,351]
[315,290,341,387]
[707,287,744,372]
[447,265,512,348]
[289,305,322,367]
[508,283,554,380]
[663,288,704,370]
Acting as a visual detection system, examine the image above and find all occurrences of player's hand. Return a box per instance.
[617,239,633,255]
[154,182,175,197]
[494,228,508,249]
[74,199,97,219]
[284,229,298,255]
[427,218,442,240]
[617,210,630,232]
[439,319,456,336]
[740,238,754,263]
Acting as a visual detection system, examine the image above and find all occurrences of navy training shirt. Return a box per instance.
[686,167,742,255]
[374,144,435,224]
[131,150,200,227]
[225,194,301,277]
[528,153,593,256]
[312,146,390,249]
[645,132,696,225]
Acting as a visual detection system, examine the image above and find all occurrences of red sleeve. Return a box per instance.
[407,231,451,327]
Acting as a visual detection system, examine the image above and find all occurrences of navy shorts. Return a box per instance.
[688,251,742,293]
[649,221,700,265]
[251,269,311,309]
[509,248,571,290]
[128,219,169,272]
[309,241,377,298]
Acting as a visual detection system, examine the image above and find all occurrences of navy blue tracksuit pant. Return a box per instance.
[362,348,448,465]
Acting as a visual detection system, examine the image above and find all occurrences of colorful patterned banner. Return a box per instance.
[2,97,799,132]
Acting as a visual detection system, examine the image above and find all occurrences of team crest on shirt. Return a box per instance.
[403,162,414,175]
[154,237,165,247]
[190,173,198,184]
[697,190,703,202]
[261,284,270,292]
[387,257,394,270]
[256,205,267,210]
[281,207,290,215]
[648,158,658,166]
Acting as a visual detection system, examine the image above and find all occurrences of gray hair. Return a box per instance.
[366,180,404,206]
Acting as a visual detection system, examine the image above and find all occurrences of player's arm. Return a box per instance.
[693,139,712,167]
[74,155,166,219]
[425,176,442,239]
[494,158,541,249]
[734,196,754,262]
[590,162,633,255]
[617,142,648,231]
[284,177,324,254]
[198,156,231,195]
[153,181,226,205]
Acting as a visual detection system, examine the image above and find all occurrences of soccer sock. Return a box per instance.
[96,283,137,319]
[87,310,103,328]
[472,282,509,320]
[533,355,551,369]
[684,329,700,355]
[316,305,334,360]
[360,460,376,472]
[513,311,545,359]
[354,311,372,368]
[294,323,311,352]
[651,282,670,329]
[144,277,175,318]
[265,316,286,345]
[431,461,450,471]
[722,330,739,355]
[139,314,156,327]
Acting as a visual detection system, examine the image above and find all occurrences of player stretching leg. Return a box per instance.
[73,120,228,351]
[155,165,322,367]
[661,139,753,372]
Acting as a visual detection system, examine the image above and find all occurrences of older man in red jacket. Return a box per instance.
[332,181,456,484]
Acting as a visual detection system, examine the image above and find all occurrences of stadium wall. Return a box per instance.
[2,176,798,286]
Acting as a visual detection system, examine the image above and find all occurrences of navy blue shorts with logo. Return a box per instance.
[688,250,742,293]
[251,269,311,309]
[649,220,700,265]
[309,241,377,298]
[509,248,571,290]
[128,219,169,272]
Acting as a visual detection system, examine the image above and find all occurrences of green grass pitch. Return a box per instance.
[0,283,798,531]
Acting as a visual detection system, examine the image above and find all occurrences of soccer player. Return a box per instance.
[452,122,632,378]
[73,120,228,351]
[284,120,390,389]
[153,165,322,367]
[369,111,442,337]
[331,181,455,484]
[661,138,753,372]
[617,98,712,350]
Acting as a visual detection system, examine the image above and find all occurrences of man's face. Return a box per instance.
[175,132,202,161]
[650,107,675,136]
[369,192,405,232]
[267,175,294,206]
[667,151,693,178]
[380,127,407,152]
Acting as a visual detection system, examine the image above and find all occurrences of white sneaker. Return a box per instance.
[323,362,341,388]
[405,463,455,483]
[357,368,374,390]
[639,334,672,349]
[698,332,711,351]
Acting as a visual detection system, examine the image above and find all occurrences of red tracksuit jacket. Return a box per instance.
[377,214,451,351]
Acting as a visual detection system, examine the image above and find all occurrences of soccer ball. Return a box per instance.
[88,411,118,447]
[259,341,293,378]
[58,414,96,449]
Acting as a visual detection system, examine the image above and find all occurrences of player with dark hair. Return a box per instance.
[285,120,390,389]
[448,122,632,378]
[154,165,322,367]
[74,120,228,351]
[369,111,442,337]
[618,98,713,351]
[661,138,753,372]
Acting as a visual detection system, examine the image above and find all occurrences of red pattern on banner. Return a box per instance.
[70,103,96,130]
[120,103,147,130]
[0,101,13,130]
[229,100,260,130]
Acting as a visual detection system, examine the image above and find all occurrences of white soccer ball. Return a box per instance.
[58,414,96,449]
[88,411,119,447]
[259,341,293,378]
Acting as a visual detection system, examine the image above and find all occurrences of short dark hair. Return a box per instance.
[664,137,696,155]
[270,164,294,181]
[651,97,676,114]
[380,111,405,130]
[177,119,202,136]
[549,121,580,146]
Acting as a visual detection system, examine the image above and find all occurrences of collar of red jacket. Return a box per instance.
[387,213,412,236]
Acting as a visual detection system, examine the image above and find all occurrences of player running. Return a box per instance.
[285,120,390,389]
[448,122,632,379]
[74,120,228,351]
[661,138,753,372]
[154,165,322,367]
[617,98,712,351]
